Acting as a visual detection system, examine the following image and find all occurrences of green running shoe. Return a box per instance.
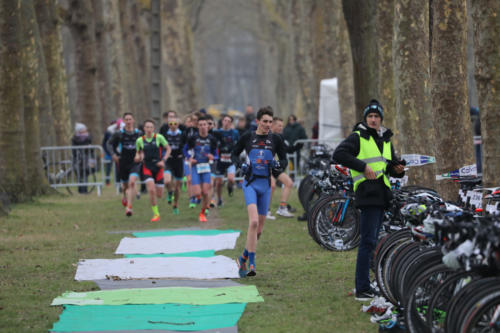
[173,207,179,215]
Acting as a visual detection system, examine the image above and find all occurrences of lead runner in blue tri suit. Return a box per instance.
[231,106,287,276]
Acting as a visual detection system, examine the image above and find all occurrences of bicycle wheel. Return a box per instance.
[459,289,500,332]
[426,270,481,333]
[404,264,454,333]
[313,196,360,251]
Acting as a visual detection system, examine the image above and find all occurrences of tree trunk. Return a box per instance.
[35,0,71,146]
[0,0,28,202]
[20,0,49,197]
[377,0,397,142]
[342,0,379,122]
[162,0,198,118]
[393,1,436,188]
[66,0,101,142]
[93,0,115,128]
[471,1,500,188]
[431,0,474,200]
[335,0,356,137]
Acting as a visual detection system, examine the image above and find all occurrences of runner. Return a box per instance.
[270,117,295,218]
[206,114,218,208]
[135,119,171,222]
[183,113,200,208]
[214,114,239,207]
[184,116,218,222]
[161,116,184,215]
[107,113,142,216]
[232,106,287,276]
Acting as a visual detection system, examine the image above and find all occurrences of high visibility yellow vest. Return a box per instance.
[350,131,392,192]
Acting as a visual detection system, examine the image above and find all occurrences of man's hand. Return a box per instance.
[112,154,119,164]
[156,160,165,168]
[134,154,142,163]
[393,164,405,174]
[190,158,197,165]
[364,165,377,180]
[207,153,214,161]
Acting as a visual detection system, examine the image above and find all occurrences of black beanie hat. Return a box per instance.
[363,99,384,121]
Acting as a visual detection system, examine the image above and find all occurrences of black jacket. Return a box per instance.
[333,122,404,208]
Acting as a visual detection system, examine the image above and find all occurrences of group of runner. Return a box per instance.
[106,108,295,227]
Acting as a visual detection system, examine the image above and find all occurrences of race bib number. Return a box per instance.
[196,163,211,174]
[469,191,483,208]
[220,153,231,163]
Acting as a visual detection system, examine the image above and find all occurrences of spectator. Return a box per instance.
[236,117,247,137]
[283,115,307,176]
[244,105,257,131]
[72,123,93,194]
[102,119,123,185]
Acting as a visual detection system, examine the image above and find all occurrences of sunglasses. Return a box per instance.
[169,122,178,126]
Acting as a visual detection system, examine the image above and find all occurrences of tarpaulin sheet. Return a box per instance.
[50,303,246,332]
[115,233,240,255]
[124,250,215,258]
[52,285,264,306]
[94,279,242,290]
[74,256,240,281]
[133,229,240,238]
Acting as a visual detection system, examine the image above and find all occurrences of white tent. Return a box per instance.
[318,77,342,140]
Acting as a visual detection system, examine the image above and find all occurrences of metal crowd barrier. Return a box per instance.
[41,145,105,196]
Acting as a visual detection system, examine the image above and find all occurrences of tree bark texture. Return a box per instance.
[93,0,115,128]
[0,0,28,202]
[471,1,500,188]
[162,0,198,116]
[20,0,48,196]
[377,0,397,141]
[67,0,101,141]
[431,0,474,200]
[393,0,436,188]
[335,0,356,137]
[342,0,379,122]
[35,0,71,146]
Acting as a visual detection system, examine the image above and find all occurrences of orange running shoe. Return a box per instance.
[151,214,160,222]
[121,197,128,207]
[199,212,207,223]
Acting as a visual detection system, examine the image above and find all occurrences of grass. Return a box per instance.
[0,183,378,333]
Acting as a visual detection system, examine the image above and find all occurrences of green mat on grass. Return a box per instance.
[124,250,215,258]
[132,229,240,238]
[52,285,264,306]
[51,303,246,332]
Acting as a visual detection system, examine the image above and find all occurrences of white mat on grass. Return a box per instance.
[74,256,240,281]
[115,233,240,255]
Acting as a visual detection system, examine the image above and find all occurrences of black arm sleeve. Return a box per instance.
[231,132,249,167]
[106,132,120,156]
[273,134,288,169]
[332,133,366,172]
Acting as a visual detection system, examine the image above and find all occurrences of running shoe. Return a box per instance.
[199,212,207,223]
[167,192,173,204]
[228,185,234,197]
[189,198,196,209]
[355,289,377,301]
[217,199,223,207]
[209,200,215,208]
[266,211,276,220]
[276,206,294,218]
[125,207,133,217]
[121,197,128,207]
[173,207,179,215]
[236,257,247,278]
[287,204,297,213]
[205,208,210,217]
[150,214,160,222]
[246,264,256,277]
